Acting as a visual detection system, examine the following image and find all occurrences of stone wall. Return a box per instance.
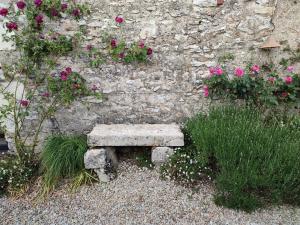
[0,0,299,149]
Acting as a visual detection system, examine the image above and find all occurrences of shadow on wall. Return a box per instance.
[0,131,8,153]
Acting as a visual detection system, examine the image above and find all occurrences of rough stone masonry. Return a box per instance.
[0,0,299,151]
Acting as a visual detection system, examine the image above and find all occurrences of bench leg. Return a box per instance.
[151,147,174,166]
[84,147,118,182]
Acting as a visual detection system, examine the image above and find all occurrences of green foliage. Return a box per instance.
[218,53,235,64]
[280,48,300,68]
[86,22,153,65]
[16,33,73,64]
[69,169,98,192]
[86,46,105,68]
[162,106,300,212]
[40,135,95,196]
[161,145,215,185]
[0,155,38,196]
[0,0,100,197]
[204,65,300,107]
[135,150,154,169]
[110,41,150,64]
[0,0,98,160]
[47,71,92,104]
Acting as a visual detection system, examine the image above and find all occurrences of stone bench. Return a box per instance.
[84,124,184,182]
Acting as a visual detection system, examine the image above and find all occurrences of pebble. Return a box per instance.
[0,162,299,225]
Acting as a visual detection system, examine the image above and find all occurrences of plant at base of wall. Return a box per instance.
[161,106,300,212]
[0,154,38,196]
[39,135,97,198]
[203,64,300,108]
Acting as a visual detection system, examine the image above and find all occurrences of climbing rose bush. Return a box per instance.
[0,0,94,159]
[0,0,102,196]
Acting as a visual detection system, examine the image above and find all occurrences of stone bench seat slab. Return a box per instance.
[88,124,184,147]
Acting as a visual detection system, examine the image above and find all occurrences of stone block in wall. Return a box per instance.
[193,0,218,7]
[237,15,273,35]
[0,1,10,7]
[140,20,158,39]
[255,0,271,5]
[254,7,275,16]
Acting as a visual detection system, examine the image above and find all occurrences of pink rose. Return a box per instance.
[61,3,68,11]
[287,66,294,73]
[50,8,59,17]
[235,67,244,77]
[34,0,42,7]
[35,14,44,26]
[215,67,223,76]
[65,67,72,75]
[115,16,124,24]
[6,22,18,31]
[0,8,8,17]
[284,76,293,85]
[16,1,26,10]
[251,64,260,74]
[72,8,80,17]
[111,39,117,48]
[139,41,145,48]
[267,77,275,84]
[281,92,288,98]
[209,67,223,76]
[20,99,30,107]
[147,48,153,56]
[60,71,68,81]
[209,67,215,76]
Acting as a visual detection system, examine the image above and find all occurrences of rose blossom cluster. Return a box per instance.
[20,99,30,107]
[2,1,82,32]
[204,64,298,99]
[284,76,293,85]
[0,8,8,17]
[115,16,124,24]
[234,67,245,77]
[109,16,153,60]
[60,67,72,81]
[209,66,223,76]
[251,64,260,74]
[35,14,44,27]
[16,1,26,10]
[6,22,18,31]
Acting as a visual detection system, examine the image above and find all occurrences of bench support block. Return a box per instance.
[151,147,174,165]
[84,147,118,182]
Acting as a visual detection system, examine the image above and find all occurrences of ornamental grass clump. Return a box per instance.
[40,135,96,197]
[162,106,300,212]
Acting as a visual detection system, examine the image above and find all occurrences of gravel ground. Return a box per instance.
[1,162,299,225]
